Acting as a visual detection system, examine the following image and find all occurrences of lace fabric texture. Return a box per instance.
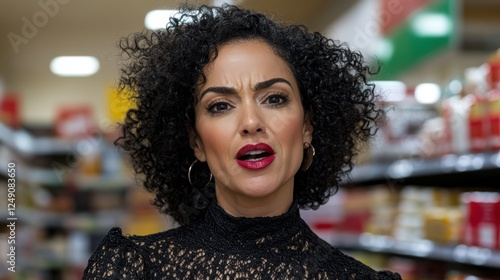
[82,201,401,279]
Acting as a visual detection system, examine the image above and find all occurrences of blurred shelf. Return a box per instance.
[72,173,134,190]
[0,161,61,184]
[0,208,126,232]
[331,232,500,268]
[0,122,88,156]
[0,162,132,189]
[0,121,132,276]
[343,151,500,187]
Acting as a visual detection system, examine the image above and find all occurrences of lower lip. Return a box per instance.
[236,155,275,170]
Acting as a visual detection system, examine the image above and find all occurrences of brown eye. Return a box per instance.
[207,101,231,113]
[265,93,290,106]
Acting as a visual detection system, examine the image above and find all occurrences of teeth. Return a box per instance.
[239,150,270,161]
[245,150,266,156]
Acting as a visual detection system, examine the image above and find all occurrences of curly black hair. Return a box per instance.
[116,4,383,225]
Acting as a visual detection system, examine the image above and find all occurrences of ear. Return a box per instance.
[189,128,207,162]
[303,111,313,144]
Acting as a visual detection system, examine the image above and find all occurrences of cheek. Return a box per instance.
[196,119,234,159]
[275,116,306,173]
[272,114,307,160]
[274,114,306,140]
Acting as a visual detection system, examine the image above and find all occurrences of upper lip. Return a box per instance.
[236,143,275,159]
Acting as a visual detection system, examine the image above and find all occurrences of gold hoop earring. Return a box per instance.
[188,159,213,187]
[300,142,315,171]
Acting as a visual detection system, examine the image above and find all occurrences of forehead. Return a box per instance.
[203,39,295,80]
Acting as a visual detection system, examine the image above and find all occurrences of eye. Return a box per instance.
[207,101,232,113]
[265,92,290,106]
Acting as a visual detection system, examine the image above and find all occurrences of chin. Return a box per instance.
[241,187,278,198]
[237,179,288,199]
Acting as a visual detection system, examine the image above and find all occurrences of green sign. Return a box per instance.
[376,0,457,80]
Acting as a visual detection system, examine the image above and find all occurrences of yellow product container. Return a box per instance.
[107,86,136,122]
[423,207,462,244]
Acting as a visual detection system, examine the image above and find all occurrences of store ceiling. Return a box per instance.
[0,0,353,86]
[0,0,499,125]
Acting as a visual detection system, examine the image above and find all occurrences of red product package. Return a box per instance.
[468,95,489,153]
[488,88,500,150]
[461,192,500,249]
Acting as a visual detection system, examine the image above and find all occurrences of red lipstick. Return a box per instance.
[236,143,275,170]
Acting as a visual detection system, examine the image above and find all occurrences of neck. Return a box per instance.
[215,188,293,218]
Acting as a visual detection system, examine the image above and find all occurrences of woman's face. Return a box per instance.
[191,39,312,213]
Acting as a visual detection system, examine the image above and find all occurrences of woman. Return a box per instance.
[83,4,401,279]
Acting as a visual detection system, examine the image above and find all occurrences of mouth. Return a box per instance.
[236,143,275,170]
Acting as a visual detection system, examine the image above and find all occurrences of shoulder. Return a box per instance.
[82,227,145,279]
[82,227,181,279]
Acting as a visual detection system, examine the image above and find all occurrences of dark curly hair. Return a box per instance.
[116,4,383,225]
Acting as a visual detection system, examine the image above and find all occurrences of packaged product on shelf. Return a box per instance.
[469,91,489,153]
[370,81,440,160]
[488,90,500,150]
[338,189,373,234]
[423,206,462,244]
[364,186,398,236]
[393,187,423,241]
[487,50,500,151]
[461,192,500,249]
[442,93,472,155]
[465,66,490,153]
[78,149,102,176]
[417,116,448,157]
[393,186,461,242]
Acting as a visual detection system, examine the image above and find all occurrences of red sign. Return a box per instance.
[54,106,94,139]
[380,0,432,35]
[0,94,20,128]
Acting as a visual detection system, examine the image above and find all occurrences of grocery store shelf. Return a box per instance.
[0,208,126,232]
[1,122,69,155]
[0,161,61,184]
[331,232,500,268]
[0,160,131,189]
[0,122,104,156]
[343,152,500,187]
[73,173,134,190]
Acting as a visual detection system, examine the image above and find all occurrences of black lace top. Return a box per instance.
[82,200,401,279]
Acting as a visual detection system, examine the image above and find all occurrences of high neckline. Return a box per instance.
[198,198,303,250]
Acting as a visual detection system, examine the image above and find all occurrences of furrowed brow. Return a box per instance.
[200,86,237,100]
[254,78,293,91]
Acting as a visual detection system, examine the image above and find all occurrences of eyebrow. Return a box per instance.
[199,77,293,100]
[255,78,293,91]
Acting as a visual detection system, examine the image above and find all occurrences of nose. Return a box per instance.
[239,103,266,136]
